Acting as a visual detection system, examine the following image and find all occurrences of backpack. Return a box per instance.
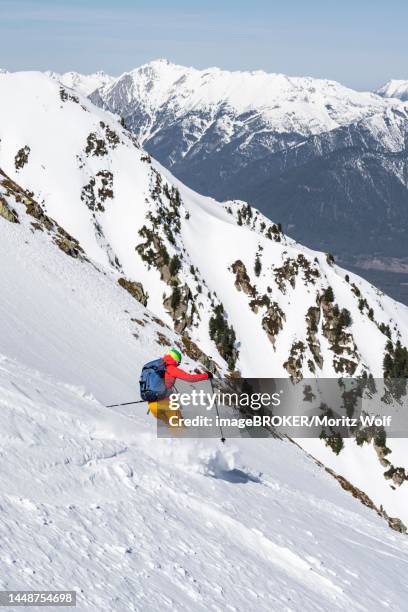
[139,358,169,402]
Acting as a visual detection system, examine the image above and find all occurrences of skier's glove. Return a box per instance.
[207,371,214,379]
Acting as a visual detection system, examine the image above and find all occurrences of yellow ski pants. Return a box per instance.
[148,398,183,428]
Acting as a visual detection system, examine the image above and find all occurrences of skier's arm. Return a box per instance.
[166,365,209,382]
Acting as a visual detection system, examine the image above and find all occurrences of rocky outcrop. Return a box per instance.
[14,145,30,170]
[262,302,285,347]
[181,335,219,374]
[274,254,320,293]
[59,86,79,104]
[326,468,407,534]
[118,277,148,306]
[230,261,286,349]
[0,194,19,223]
[85,132,108,157]
[283,341,306,382]
[81,170,114,212]
[54,227,84,259]
[0,169,85,260]
[292,438,407,533]
[305,305,323,371]
[163,284,193,333]
[320,288,359,375]
[231,260,256,296]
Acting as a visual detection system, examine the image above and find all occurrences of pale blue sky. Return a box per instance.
[1,0,407,90]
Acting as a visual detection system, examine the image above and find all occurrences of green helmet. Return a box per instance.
[168,348,182,363]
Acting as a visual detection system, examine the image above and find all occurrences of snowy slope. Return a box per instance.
[46,70,114,96]
[2,354,408,611]
[0,170,195,403]
[2,159,408,611]
[1,71,408,531]
[377,79,408,102]
[1,71,407,379]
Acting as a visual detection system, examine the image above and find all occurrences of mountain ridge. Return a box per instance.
[80,59,408,303]
[377,79,408,102]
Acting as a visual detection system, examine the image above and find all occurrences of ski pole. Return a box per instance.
[210,379,226,443]
[105,400,146,408]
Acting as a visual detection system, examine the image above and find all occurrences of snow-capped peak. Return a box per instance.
[377,79,408,102]
[95,59,393,136]
[46,69,115,96]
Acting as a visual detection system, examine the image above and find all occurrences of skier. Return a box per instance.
[144,348,212,427]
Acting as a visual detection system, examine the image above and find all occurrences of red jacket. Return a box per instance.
[163,354,209,388]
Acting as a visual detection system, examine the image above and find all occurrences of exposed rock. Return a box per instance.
[231,260,256,296]
[0,194,19,223]
[59,87,79,104]
[54,232,83,259]
[163,284,193,333]
[136,227,173,280]
[151,315,166,328]
[131,318,146,326]
[305,305,323,370]
[384,466,407,487]
[0,168,85,260]
[15,145,30,170]
[85,132,108,157]
[387,517,407,534]
[274,258,298,292]
[283,341,305,381]
[373,444,391,467]
[249,294,270,314]
[99,121,120,148]
[326,468,407,534]
[156,332,171,346]
[274,254,320,293]
[81,171,114,212]
[320,291,358,374]
[118,277,148,306]
[181,335,218,374]
[265,223,282,242]
[262,302,285,347]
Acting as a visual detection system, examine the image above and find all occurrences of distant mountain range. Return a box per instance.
[377,79,408,102]
[45,69,115,96]
[47,60,407,302]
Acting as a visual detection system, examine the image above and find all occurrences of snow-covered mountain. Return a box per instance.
[46,69,114,96]
[235,105,408,260]
[377,79,408,102]
[87,58,394,198]
[91,58,389,146]
[2,70,408,606]
[1,70,408,381]
[1,150,408,611]
[85,60,408,302]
